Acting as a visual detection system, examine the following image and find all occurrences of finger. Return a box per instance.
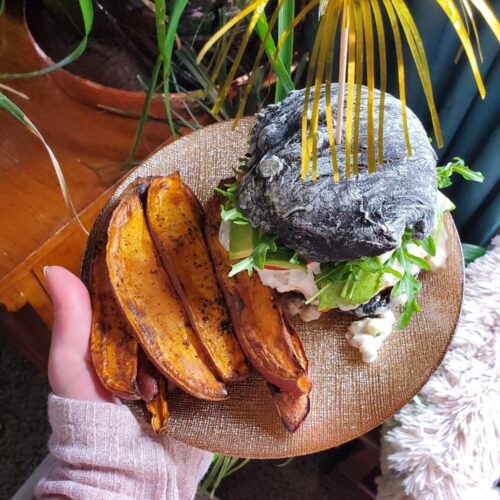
[45,266,113,402]
[45,265,92,359]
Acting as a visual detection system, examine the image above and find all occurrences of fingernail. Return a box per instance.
[43,266,51,277]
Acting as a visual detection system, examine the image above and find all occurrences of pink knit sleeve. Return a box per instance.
[35,394,213,500]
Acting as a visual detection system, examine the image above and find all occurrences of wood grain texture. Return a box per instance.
[82,119,464,458]
[0,1,170,281]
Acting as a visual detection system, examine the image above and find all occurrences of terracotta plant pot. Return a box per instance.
[22,0,213,129]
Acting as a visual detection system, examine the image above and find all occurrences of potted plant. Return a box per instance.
[15,0,260,141]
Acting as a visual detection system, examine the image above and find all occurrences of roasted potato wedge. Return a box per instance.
[137,349,159,402]
[106,187,227,401]
[146,174,248,382]
[90,237,140,400]
[146,376,169,433]
[285,317,309,371]
[269,385,310,433]
[204,189,311,396]
[269,320,311,433]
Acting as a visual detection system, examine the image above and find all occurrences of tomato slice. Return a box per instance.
[264,264,288,271]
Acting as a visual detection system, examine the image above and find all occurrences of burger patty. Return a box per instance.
[352,288,392,317]
[238,84,438,262]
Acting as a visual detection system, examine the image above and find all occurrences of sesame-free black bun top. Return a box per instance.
[238,84,438,262]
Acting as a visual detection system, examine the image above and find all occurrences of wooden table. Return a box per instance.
[0,2,173,369]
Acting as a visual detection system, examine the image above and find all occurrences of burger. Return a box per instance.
[216,84,480,362]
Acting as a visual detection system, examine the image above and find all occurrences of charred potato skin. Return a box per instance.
[204,188,311,396]
[146,376,169,434]
[106,187,227,401]
[269,320,311,433]
[146,174,248,382]
[90,237,141,400]
[89,179,164,402]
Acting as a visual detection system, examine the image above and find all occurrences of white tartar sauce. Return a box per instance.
[256,263,320,298]
[346,310,396,363]
[219,215,449,363]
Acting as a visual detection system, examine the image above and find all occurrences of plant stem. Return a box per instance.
[254,15,294,96]
[276,0,295,102]
[124,56,162,167]
[0,0,94,79]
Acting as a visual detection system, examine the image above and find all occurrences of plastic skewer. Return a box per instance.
[335,8,349,145]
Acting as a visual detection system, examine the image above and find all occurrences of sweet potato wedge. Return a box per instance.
[146,376,169,433]
[269,320,311,433]
[106,187,227,401]
[90,236,140,400]
[269,385,310,433]
[204,189,311,396]
[146,174,248,382]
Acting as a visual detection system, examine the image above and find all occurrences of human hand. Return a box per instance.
[44,265,114,403]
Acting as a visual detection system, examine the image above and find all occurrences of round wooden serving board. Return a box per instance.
[81,118,464,459]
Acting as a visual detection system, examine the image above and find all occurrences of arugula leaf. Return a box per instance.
[218,181,300,276]
[398,296,421,329]
[220,205,250,225]
[415,235,436,257]
[252,234,278,269]
[404,252,432,271]
[289,252,301,265]
[214,181,241,205]
[389,234,431,329]
[228,257,254,277]
[436,157,484,189]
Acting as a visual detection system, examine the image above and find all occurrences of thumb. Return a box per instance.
[45,266,112,402]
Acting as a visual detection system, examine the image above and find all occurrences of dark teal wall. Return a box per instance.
[397,0,499,245]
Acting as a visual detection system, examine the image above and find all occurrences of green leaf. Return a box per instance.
[419,235,437,257]
[462,243,486,265]
[404,252,432,271]
[154,0,189,135]
[398,296,421,329]
[0,0,93,79]
[221,206,250,224]
[390,236,431,329]
[0,92,24,122]
[381,266,403,279]
[289,251,301,265]
[125,56,162,166]
[229,257,254,277]
[276,0,295,102]
[175,45,232,120]
[254,15,294,96]
[198,455,250,498]
[0,91,86,233]
[253,234,278,269]
[436,157,484,189]
[391,277,406,297]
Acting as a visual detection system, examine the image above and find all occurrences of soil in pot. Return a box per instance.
[26,0,255,93]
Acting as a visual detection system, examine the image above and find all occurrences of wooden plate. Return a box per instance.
[81,118,464,459]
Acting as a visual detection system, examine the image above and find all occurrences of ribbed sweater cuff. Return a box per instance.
[35,394,212,499]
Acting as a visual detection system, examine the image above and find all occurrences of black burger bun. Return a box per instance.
[238,84,438,262]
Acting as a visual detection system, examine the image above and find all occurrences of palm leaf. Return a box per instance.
[125,56,162,167]
[254,14,295,95]
[370,0,386,165]
[154,0,189,136]
[276,0,295,101]
[197,0,499,181]
[0,0,93,79]
[234,3,291,123]
[0,92,87,233]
